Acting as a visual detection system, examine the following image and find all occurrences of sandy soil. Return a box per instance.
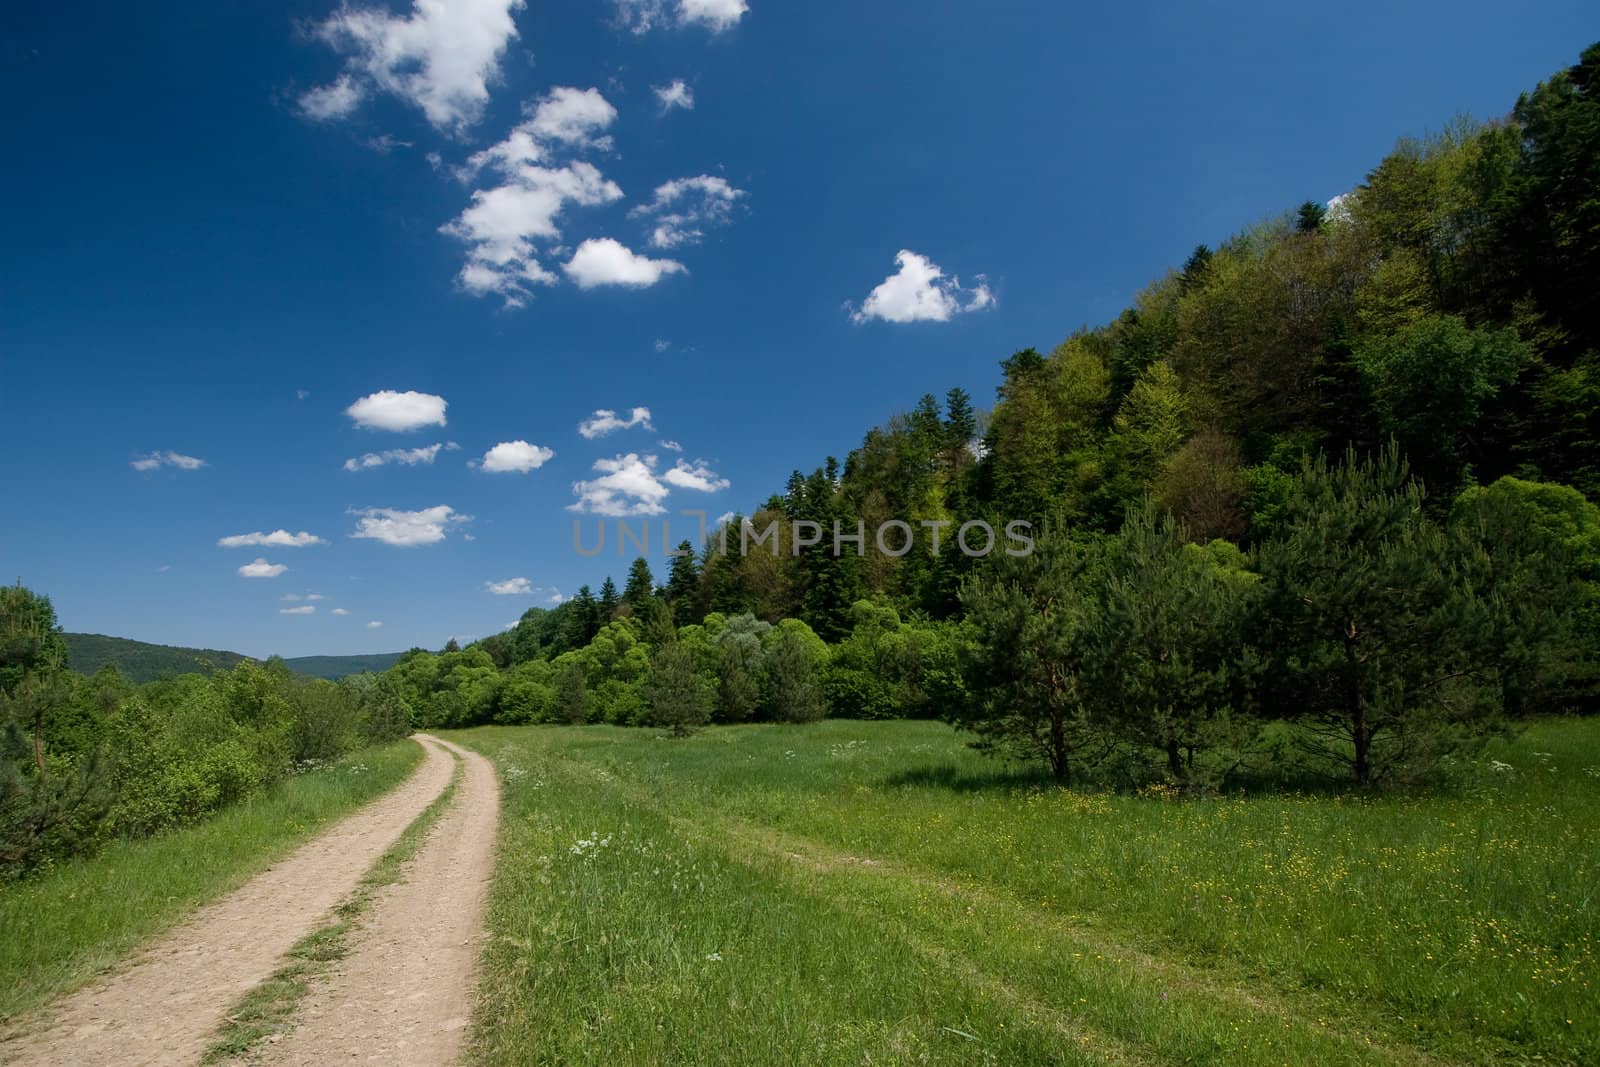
[0,735,457,1067]
[250,735,499,1066]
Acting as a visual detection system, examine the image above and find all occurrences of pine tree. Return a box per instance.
[556,661,590,724]
[665,541,702,618]
[598,577,620,620]
[622,558,656,612]
[648,643,711,737]
[1256,447,1494,786]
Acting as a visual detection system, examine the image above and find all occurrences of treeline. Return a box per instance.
[0,585,411,877]
[397,450,1598,787]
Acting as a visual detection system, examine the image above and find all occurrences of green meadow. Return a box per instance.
[455,718,1598,1066]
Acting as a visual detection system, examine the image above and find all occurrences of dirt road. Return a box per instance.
[249,735,499,1065]
[0,733,498,1067]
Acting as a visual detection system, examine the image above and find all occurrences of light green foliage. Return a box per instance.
[1111,361,1188,485]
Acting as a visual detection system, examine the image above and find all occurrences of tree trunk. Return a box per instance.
[1048,713,1068,782]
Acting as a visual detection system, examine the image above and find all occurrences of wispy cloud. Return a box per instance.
[280,605,316,615]
[343,442,457,472]
[653,79,694,111]
[630,175,745,249]
[132,451,207,472]
[485,577,534,595]
[218,530,327,548]
[239,558,288,578]
[662,458,730,493]
[578,406,653,439]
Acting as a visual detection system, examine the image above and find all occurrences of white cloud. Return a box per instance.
[615,0,745,33]
[239,558,288,578]
[662,458,730,493]
[345,390,448,431]
[367,620,384,629]
[218,530,327,548]
[679,0,748,31]
[298,74,364,121]
[443,87,624,307]
[659,438,683,451]
[343,442,458,471]
[851,250,994,324]
[485,577,533,595]
[350,505,472,547]
[630,175,745,249]
[301,0,525,132]
[654,339,671,353]
[280,605,317,615]
[653,79,694,111]
[132,451,207,472]
[480,440,555,473]
[281,593,326,602]
[1326,192,1354,223]
[569,452,671,516]
[563,238,685,288]
[523,86,617,150]
[548,589,566,604]
[333,607,352,616]
[578,406,653,439]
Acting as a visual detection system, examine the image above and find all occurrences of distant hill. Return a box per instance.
[281,652,406,680]
[64,633,253,681]
[63,633,405,684]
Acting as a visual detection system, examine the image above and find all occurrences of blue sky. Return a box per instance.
[2,0,1594,658]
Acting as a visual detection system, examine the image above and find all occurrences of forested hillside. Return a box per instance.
[386,42,1600,789]
[63,634,252,681]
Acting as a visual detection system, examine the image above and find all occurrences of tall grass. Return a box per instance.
[454,719,1598,1065]
[0,739,422,1021]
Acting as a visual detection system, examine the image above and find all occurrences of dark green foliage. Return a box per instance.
[622,558,656,612]
[957,539,1105,782]
[766,625,827,723]
[647,643,712,737]
[1295,200,1327,234]
[1092,507,1261,787]
[1255,448,1495,786]
[58,633,250,683]
[1355,315,1529,496]
[556,661,590,725]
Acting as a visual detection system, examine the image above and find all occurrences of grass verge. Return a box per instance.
[203,749,463,1061]
[0,739,425,1024]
